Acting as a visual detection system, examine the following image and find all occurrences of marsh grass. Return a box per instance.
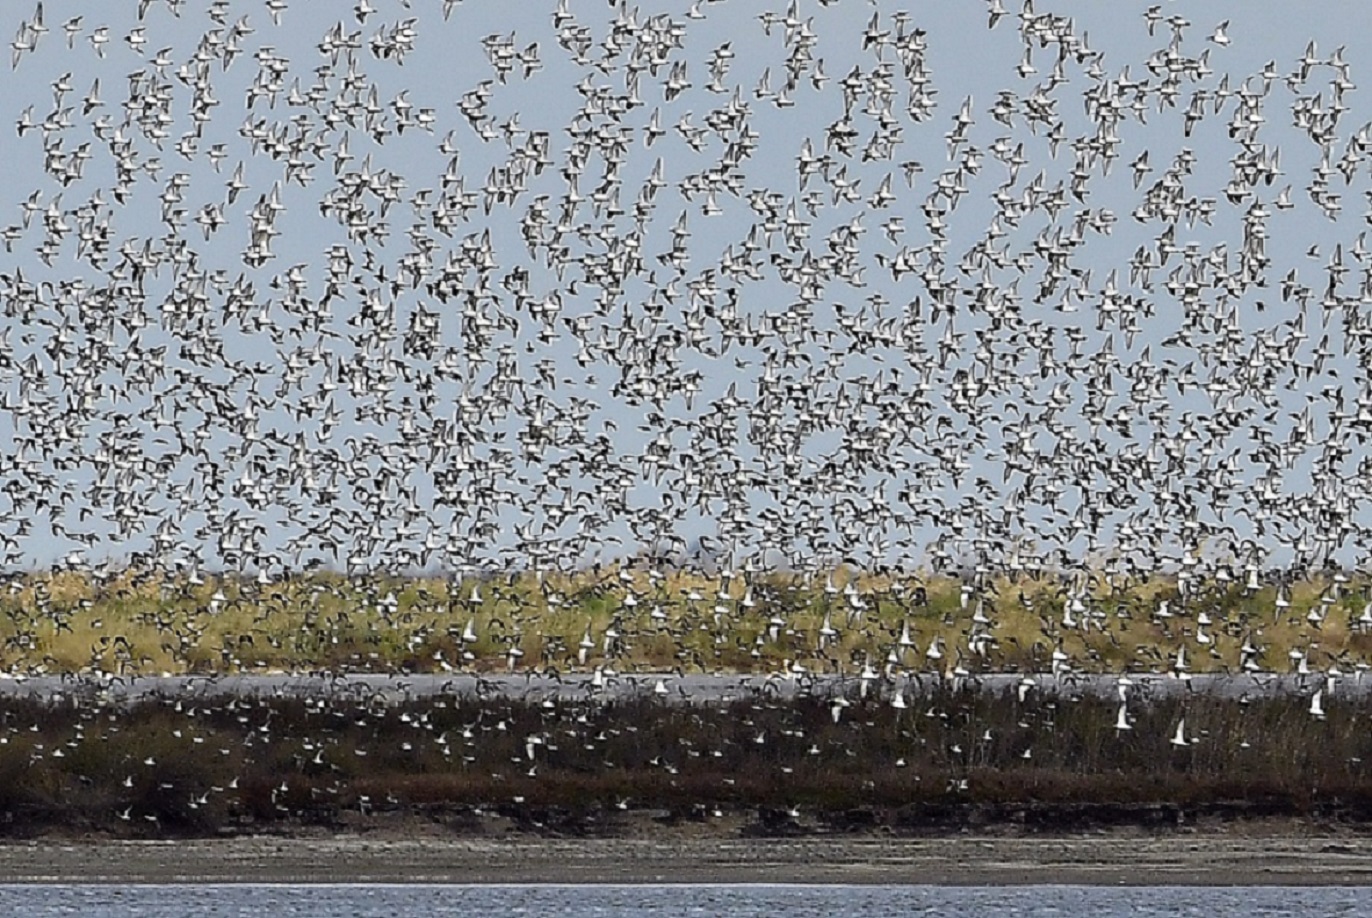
[0,683,1368,836]
[0,566,1368,677]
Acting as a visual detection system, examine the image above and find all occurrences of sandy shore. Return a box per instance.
[2,824,1372,885]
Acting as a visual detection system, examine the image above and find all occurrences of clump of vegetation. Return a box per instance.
[0,565,1367,678]
[0,682,1368,837]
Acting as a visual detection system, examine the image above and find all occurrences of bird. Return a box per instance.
[0,0,1361,757]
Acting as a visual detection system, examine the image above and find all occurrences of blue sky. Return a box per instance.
[1,0,1371,576]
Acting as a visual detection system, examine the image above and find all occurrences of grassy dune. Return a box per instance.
[0,684,1369,837]
[0,566,1368,676]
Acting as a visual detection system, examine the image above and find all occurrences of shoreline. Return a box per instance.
[3,822,1372,885]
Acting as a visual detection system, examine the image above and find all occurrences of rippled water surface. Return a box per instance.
[0,884,1367,916]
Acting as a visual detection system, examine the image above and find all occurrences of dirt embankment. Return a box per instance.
[4,817,1372,885]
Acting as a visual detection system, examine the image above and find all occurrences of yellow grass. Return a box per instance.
[0,566,1365,676]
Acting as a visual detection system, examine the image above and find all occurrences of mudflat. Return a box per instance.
[2,822,1371,885]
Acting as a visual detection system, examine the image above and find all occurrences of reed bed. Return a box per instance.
[0,683,1367,836]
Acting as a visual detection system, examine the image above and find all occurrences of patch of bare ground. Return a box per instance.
[4,817,1372,885]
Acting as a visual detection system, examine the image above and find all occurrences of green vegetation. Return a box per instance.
[0,566,1367,676]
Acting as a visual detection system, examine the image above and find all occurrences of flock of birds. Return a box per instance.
[14,1,1372,831]
[2,0,1372,692]
[0,0,1368,580]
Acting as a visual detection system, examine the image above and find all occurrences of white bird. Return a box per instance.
[830,697,850,724]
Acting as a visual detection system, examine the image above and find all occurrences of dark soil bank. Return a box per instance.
[1,686,1371,840]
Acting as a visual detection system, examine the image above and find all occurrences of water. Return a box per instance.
[0,884,1366,916]
[0,670,1347,706]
